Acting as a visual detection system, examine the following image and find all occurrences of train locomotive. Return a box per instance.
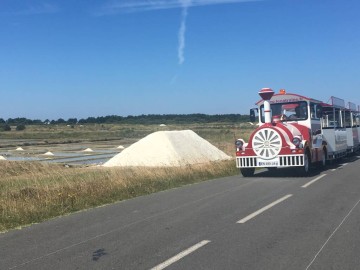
[235,88,360,177]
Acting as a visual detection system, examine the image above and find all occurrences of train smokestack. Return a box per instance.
[259,88,274,123]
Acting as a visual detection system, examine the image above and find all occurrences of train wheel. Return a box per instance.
[240,168,255,177]
[318,147,327,169]
[297,151,311,176]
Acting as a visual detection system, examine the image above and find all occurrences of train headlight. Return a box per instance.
[235,139,244,150]
[292,137,302,148]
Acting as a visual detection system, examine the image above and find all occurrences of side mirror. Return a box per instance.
[250,108,257,123]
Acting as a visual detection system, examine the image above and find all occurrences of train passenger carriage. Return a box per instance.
[345,102,360,153]
[321,97,347,160]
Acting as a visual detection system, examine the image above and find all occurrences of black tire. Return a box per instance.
[297,151,311,176]
[240,168,255,177]
[317,147,327,169]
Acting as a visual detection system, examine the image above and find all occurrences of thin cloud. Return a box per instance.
[98,0,258,15]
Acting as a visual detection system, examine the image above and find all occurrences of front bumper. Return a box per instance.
[236,154,305,168]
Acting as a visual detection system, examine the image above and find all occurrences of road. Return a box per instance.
[1,157,360,270]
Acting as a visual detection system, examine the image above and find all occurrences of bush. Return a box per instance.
[16,124,26,131]
[0,124,11,131]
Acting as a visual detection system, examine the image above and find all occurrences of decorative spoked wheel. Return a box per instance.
[252,128,281,160]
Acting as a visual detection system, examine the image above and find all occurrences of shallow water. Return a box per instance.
[45,153,116,164]
[5,156,43,161]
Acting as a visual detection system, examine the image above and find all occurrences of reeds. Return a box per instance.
[0,160,238,232]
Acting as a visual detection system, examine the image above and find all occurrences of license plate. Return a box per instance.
[257,158,279,166]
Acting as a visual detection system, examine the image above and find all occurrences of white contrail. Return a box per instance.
[178,0,192,65]
[97,0,260,66]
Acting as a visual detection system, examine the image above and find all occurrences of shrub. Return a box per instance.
[16,124,26,131]
[0,124,11,131]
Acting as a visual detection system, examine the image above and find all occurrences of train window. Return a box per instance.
[310,103,322,119]
[259,101,308,123]
[322,113,334,128]
[356,114,360,127]
[250,108,258,123]
[335,110,342,127]
[322,107,342,128]
[344,111,352,128]
[281,102,308,120]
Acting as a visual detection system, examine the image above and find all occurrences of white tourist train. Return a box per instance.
[235,88,359,177]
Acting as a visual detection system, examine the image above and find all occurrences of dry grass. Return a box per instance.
[0,160,238,232]
[0,122,255,232]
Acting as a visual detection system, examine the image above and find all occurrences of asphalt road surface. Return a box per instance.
[2,156,360,270]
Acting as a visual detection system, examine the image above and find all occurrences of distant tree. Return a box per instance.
[1,124,11,131]
[78,118,86,124]
[56,118,66,124]
[86,117,97,124]
[7,117,29,125]
[67,118,77,125]
[16,124,26,131]
[0,114,250,126]
[32,119,42,124]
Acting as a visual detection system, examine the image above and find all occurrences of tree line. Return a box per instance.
[0,114,249,130]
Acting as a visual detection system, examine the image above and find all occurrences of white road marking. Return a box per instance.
[150,240,211,270]
[237,194,293,224]
[331,163,348,172]
[301,174,327,188]
[305,197,360,270]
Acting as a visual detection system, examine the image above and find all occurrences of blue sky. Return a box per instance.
[1,0,359,120]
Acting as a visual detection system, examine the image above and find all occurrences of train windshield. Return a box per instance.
[260,101,308,123]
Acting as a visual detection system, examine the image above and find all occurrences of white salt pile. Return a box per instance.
[103,130,231,167]
[0,155,6,160]
[43,151,54,156]
[83,148,93,152]
[117,145,125,149]
[16,147,24,151]
[159,124,166,127]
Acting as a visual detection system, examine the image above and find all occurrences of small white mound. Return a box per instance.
[117,145,125,149]
[43,151,54,156]
[16,147,24,151]
[159,124,167,127]
[103,130,231,167]
[0,155,6,160]
[83,148,93,152]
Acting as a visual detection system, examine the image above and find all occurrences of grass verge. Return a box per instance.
[0,160,238,232]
